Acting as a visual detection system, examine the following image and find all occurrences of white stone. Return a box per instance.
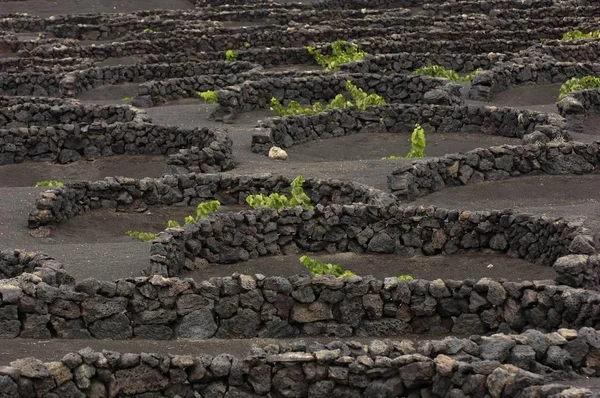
[268,146,288,160]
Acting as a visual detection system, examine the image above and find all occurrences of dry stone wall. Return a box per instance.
[253,103,570,152]
[4,332,599,397]
[388,141,600,203]
[148,203,592,285]
[0,121,233,166]
[27,174,394,228]
[469,58,600,101]
[340,52,507,75]
[0,102,148,128]
[59,60,260,97]
[2,262,600,340]
[212,73,461,120]
[557,88,600,133]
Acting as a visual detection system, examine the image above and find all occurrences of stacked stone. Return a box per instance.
[526,40,600,63]
[1,121,233,166]
[28,173,393,228]
[142,46,316,68]
[423,0,555,15]
[0,249,67,280]
[469,58,600,101]
[3,267,600,340]
[149,203,589,279]
[213,73,458,121]
[253,103,568,152]
[388,141,600,201]
[0,57,93,73]
[59,60,259,98]
[0,102,146,128]
[490,5,600,21]
[340,52,505,75]
[0,72,63,97]
[3,330,600,397]
[557,87,600,133]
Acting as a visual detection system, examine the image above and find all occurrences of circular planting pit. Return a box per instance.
[2,0,600,396]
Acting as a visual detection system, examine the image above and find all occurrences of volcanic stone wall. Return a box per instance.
[0,57,93,73]
[388,141,600,203]
[0,249,69,280]
[1,122,233,166]
[2,263,600,340]
[27,174,394,228]
[59,60,260,97]
[5,331,598,397]
[469,58,600,101]
[143,46,316,68]
[0,102,148,128]
[423,0,554,15]
[253,103,570,152]
[213,73,460,118]
[0,71,62,97]
[134,69,279,107]
[557,88,600,133]
[196,0,421,9]
[149,203,586,281]
[527,40,600,62]
[340,52,507,75]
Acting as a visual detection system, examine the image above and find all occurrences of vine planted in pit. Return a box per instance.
[126,200,221,242]
[245,175,313,210]
[307,40,367,71]
[558,76,600,100]
[270,81,386,117]
[300,255,355,278]
[381,124,426,160]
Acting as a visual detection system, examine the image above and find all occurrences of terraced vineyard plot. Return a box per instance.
[2,0,600,397]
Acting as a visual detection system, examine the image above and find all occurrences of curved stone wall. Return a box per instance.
[59,60,260,97]
[557,87,600,133]
[212,73,461,120]
[4,331,598,397]
[1,121,232,166]
[526,40,600,63]
[253,103,570,152]
[0,249,68,280]
[340,52,507,75]
[149,203,593,283]
[469,58,600,101]
[135,68,321,107]
[0,101,148,128]
[2,255,600,340]
[27,173,394,228]
[387,141,600,203]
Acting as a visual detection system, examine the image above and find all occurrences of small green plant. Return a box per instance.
[381,124,426,160]
[307,40,367,71]
[141,28,156,34]
[558,75,600,99]
[225,49,237,62]
[406,123,426,158]
[198,90,218,104]
[562,29,600,41]
[300,255,355,278]
[125,230,158,242]
[345,80,387,110]
[122,96,134,103]
[35,180,64,187]
[126,201,220,242]
[270,81,386,117]
[246,175,313,210]
[166,200,221,228]
[397,274,414,282]
[412,65,481,82]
